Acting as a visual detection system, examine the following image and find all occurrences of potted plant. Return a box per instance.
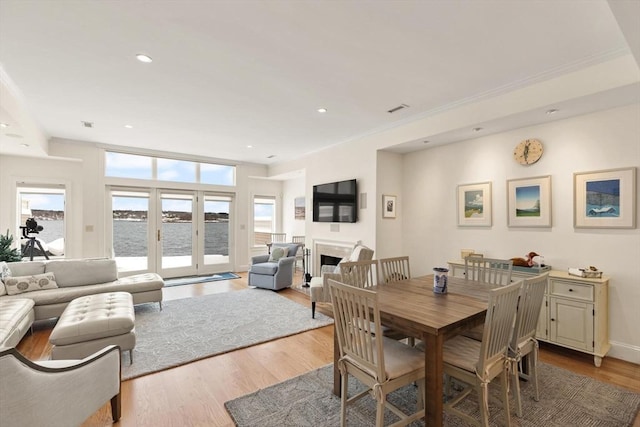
[0,229,22,262]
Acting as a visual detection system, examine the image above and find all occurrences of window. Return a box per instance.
[17,185,66,259]
[105,151,236,186]
[253,197,276,246]
[105,152,152,179]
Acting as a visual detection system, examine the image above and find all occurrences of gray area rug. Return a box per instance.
[225,362,640,426]
[123,289,332,380]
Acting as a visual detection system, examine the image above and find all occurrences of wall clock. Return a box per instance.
[513,139,543,165]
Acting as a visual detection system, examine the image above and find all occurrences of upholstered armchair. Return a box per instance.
[309,243,374,318]
[0,345,121,427]
[248,243,301,290]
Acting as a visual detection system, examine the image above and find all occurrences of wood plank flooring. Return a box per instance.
[16,272,640,427]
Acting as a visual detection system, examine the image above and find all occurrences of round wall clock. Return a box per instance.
[513,139,543,165]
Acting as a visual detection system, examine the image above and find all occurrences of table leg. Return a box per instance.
[424,332,444,426]
[333,326,340,396]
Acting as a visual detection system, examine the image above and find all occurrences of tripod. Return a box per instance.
[23,236,49,261]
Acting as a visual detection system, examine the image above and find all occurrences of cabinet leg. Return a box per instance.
[594,356,602,367]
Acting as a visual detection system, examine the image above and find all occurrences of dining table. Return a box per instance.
[332,274,502,427]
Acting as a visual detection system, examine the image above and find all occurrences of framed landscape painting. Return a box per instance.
[574,167,636,228]
[294,197,305,220]
[457,182,492,227]
[507,175,551,227]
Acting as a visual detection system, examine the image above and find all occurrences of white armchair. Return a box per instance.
[309,243,374,318]
[0,345,121,427]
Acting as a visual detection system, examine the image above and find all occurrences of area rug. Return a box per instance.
[225,362,640,426]
[122,289,332,380]
[163,272,241,287]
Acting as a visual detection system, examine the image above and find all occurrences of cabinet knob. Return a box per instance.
[551,318,555,322]
[569,288,574,292]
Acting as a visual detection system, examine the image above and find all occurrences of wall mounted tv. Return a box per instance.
[312,179,358,223]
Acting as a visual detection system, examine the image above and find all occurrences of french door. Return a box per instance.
[109,187,234,278]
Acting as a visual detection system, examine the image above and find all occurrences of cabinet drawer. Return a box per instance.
[550,280,593,301]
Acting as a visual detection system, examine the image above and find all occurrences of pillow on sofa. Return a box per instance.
[0,261,10,296]
[269,247,286,262]
[4,272,58,295]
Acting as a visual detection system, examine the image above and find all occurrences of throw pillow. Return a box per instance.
[0,261,10,296]
[4,272,58,296]
[269,247,286,262]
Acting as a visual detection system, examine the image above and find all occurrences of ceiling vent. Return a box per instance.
[81,121,94,128]
[267,155,276,159]
[387,104,409,114]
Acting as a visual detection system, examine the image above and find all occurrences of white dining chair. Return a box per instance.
[378,256,411,284]
[339,259,379,289]
[509,272,549,417]
[465,257,513,286]
[442,281,521,427]
[328,279,425,427]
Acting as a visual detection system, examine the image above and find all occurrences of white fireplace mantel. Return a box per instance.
[312,239,355,276]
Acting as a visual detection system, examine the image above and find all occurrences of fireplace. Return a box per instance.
[312,239,354,276]
[320,254,342,271]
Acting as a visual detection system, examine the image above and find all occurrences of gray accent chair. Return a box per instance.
[0,344,121,427]
[248,243,300,290]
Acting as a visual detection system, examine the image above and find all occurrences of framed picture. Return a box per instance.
[507,175,552,227]
[457,182,492,227]
[574,167,636,229]
[382,194,397,219]
[294,197,305,220]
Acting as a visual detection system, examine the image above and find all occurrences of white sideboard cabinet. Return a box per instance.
[448,260,610,367]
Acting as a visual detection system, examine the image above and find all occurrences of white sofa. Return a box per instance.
[0,258,164,348]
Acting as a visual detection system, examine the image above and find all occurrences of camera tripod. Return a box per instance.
[23,236,49,261]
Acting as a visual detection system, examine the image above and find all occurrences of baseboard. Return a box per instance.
[608,340,640,365]
[237,264,249,272]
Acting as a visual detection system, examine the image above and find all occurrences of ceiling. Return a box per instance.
[0,1,638,165]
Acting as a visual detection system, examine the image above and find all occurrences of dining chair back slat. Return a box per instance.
[339,260,379,289]
[477,280,522,375]
[378,256,411,284]
[510,272,549,417]
[465,257,513,286]
[269,233,287,243]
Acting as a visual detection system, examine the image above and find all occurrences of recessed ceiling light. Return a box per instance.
[247,145,253,148]
[473,127,483,132]
[0,122,9,128]
[136,54,153,63]
[317,108,327,113]
[124,124,133,129]
[546,109,559,115]
[20,143,29,147]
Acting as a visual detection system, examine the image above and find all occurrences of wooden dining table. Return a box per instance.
[332,274,501,427]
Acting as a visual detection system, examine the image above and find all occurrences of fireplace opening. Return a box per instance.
[320,254,342,270]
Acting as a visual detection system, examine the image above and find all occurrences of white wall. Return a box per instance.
[376,151,403,259]
[402,104,640,362]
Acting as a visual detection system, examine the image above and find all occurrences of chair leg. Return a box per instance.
[312,301,316,319]
[340,373,348,427]
[532,347,540,402]
[111,392,121,422]
[417,378,425,410]
[500,369,512,427]
[512,359,523,417]
[375,392,385,427]
[478,382,490,427]
[159,301,163,311]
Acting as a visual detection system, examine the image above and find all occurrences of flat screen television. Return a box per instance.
[312,179,357,223]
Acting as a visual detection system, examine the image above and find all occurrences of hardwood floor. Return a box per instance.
[16,271,640,427]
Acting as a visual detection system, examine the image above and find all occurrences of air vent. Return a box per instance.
[81,121,94,128]
[387,104,409,114]
[267,155,276,159]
